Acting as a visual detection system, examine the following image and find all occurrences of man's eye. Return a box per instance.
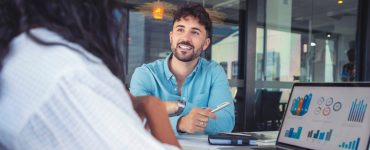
[192,31,199,35]
[177,28,184,32]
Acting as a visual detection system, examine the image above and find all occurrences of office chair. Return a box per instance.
[254,89,282,131]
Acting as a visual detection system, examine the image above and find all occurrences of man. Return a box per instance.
[130,3,235,134]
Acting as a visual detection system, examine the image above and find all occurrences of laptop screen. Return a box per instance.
[277,83,370,150]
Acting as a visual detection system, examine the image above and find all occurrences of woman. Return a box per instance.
[0,0,179,149]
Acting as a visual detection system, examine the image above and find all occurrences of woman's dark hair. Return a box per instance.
[0,0,20,70]
[0,0,126,78]
[172,3,212,39]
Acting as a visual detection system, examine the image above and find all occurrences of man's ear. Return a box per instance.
[169,31,173,42]
[202,38,211,51]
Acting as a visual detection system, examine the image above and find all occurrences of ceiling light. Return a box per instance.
[136,1,176,20]
[135,1,226,23]
[152,1,164,20]
[326,33,332,38]
[338,0,343,4]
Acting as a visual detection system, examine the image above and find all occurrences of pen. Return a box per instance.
[211,102,230,113]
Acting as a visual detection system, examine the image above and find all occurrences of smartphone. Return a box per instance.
[211,102,230,113]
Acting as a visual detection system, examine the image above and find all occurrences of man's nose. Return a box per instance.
[180,31,192,42]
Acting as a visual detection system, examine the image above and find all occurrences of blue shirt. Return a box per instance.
[130,54,235,134]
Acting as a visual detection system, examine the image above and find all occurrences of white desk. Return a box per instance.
[178,131,278,150]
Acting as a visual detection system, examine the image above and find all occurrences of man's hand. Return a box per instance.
[177,108,216,133]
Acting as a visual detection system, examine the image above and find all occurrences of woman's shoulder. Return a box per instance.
[2,28,110,97]
[9,28,104,72]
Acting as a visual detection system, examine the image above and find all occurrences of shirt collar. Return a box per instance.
[164,53,202,80]
[164,54,174,80]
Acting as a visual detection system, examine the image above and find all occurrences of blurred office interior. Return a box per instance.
[119,0,370,131]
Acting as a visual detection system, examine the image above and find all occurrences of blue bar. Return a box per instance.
[313,130,319,139]
[353,100,359,122]
[285,130,289,137]
[352,140,356,149]
[360,104,367,123]
[348,100,355,121]
[352,99,360,121]
[341,142,345,148]
[306,93,312,110]
[359,101,365,122]
[349,141,352,149]
[294,97,300,110]
[355,100,361,122]
[319,132,325,140]
[301,95,308,115]
[326,129,332,141]
[289,128,293,137]
[291,97,299,114]
[302,94,311,115]
[300,95,308,116]
[308,130,313,138]
[355,138,360,150]
[355,100,363,122]
[296,127,302,139]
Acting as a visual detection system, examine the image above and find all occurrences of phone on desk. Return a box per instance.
[211,102,230,113]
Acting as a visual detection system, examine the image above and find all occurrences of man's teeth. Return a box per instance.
[179,44,192,50]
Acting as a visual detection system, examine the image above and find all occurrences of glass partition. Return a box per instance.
[255,0,359,131]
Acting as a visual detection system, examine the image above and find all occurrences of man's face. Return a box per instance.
[169,16,210,62]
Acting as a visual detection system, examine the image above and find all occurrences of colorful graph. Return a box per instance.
[314,97,342,117]
[284,127,302,139]
[338,137,360,150]
[290,93,312,116]
[348,99,367,122]
[307,129,333,141]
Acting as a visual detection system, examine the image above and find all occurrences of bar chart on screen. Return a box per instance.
[284,127,302,139]
[307,129,333,141]
[338,137,360,150]
[290,93,312,116]
[348,99,367,123]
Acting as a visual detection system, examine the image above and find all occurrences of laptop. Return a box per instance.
[222,83,370,150]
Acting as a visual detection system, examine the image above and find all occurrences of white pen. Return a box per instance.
[211,102,230,113]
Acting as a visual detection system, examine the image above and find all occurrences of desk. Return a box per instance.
[178,131,278,150]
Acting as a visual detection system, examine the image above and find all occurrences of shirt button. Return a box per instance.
[174,88,177,91]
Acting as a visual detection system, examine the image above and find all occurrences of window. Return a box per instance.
[253,0,359,131]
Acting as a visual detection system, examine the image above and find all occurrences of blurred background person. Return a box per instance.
[341,48,355,81]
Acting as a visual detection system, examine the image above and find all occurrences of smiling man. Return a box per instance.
[130,3,235,135]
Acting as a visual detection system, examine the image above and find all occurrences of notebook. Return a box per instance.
[223,83,370,150]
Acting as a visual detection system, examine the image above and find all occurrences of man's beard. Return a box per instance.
[171,41,203,62]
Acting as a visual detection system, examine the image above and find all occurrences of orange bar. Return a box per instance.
[296,97,304,115]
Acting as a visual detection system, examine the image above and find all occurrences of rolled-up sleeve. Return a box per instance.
[205,66,235,133]
[130,67,153,96]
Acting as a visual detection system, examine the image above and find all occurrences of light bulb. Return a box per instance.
[152,2,164,20]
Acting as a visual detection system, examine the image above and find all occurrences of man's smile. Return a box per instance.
[177,42,194,51]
